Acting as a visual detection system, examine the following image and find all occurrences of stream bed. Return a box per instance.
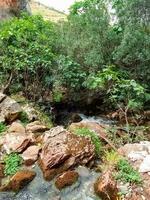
[0,165,100,200]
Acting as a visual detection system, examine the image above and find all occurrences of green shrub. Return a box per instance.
[115,159,142,184]
[3,153,23,176]
[0,122,7,135]
[74,127,101,155]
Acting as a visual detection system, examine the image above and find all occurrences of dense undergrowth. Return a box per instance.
[0,0,149,117]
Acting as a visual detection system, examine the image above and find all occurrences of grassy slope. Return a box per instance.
[29,0,67,22]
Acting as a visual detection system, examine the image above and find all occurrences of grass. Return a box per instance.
[74,127,101,156]
[3,153,23,176]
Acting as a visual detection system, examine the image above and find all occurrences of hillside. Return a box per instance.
[29,0,66,22]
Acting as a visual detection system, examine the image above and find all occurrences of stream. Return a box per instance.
[0,165,100,200]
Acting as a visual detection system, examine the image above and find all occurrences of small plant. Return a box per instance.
[0,122,7,135]
[115,159,142,184]
[3,153,23,176]
[19,111,29,125]
[74,127,101,155]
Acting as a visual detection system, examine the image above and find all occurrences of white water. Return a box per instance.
[79,113,115,125]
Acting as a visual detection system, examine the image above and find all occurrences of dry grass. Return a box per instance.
[29,0,67,22]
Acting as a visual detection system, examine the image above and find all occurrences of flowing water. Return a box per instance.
[0,165,100,200]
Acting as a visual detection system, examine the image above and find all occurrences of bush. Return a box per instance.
[3,153,23,176]
[0,14,58,99]
[74,127,101,155]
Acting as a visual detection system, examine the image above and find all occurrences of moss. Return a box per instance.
[74,127,101,156]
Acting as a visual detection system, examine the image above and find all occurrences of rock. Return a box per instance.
[0,96,22,123]
[94,170,119,200]
[0,170,36,192]
[139,155,150,173]
[39,127,95,180]
[2,129,35,154]
[21,145,41,166]
[22,104,38,122]
[26,121,48,134]
[118,143,150,157]
[0,93,6,103]
[8,122,26,134]
[55,170,79,190]
[0,164,4,179]
[69,121,116,150]
[0,0,30,21]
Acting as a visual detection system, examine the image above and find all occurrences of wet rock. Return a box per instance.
[55,170,79,190]
[22,145,41,166]
[39,127,95,180]
[0,96,22,123]
[0,170,36,192]
[8,121,25,134]
[94,170,119,200]
[26,121,48,134]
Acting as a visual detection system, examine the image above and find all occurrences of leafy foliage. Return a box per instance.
[3,153,23,176]
[115,159,142,184]
[74,127,101,155]
[0,14,58,99]
[19,111,29,125]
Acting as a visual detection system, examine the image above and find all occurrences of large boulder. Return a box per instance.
[39,127,95,180]
[0,170,36,192]
[0,95,22,123]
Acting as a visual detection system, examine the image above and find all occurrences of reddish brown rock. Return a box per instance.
[94,170,119,200]
[0,170,36,192]
[26,121,48,134]
[39,127,95,180]
[69,121,116,150]
[22,145,41,166]
[2,131,35,154]
[55,170,79,190]
[0,0,29,20]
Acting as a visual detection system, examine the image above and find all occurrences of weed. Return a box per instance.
[115,159,142,184]
[74,127,101,156]
[3,153,23,176]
